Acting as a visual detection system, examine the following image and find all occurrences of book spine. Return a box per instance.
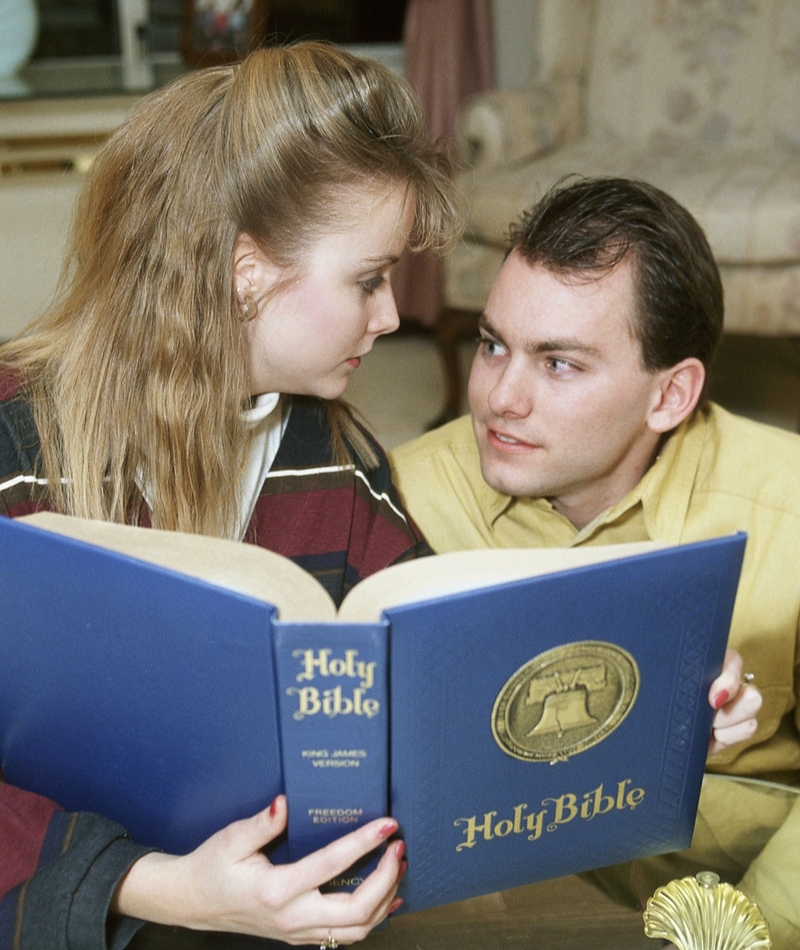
[272,620,389,888]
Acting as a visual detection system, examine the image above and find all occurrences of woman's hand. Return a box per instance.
[707,648,762,758]
[113,795,405,945]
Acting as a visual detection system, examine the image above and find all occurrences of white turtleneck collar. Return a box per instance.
[237,392,290,539]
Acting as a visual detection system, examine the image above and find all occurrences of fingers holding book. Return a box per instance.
[110,797,405,943]
[707,649,763,758]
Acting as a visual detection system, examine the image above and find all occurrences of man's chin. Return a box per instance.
[479,457,543,499]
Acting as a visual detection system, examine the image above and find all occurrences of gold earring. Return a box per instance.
[239,294,256,320]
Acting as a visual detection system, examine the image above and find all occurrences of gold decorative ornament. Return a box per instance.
[643,871,771,949]
[320,932,338,950]
[491,641,639,762]
[240,295,256,320]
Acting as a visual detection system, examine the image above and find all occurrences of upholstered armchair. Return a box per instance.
[436,0,800,421]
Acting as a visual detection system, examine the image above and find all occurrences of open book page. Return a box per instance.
[21,511,337,622]
[337,539,668,621]
[21,513,666,625]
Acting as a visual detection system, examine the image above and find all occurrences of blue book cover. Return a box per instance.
[0,516,286,856]
[385,535,744,911]
[0,513,745,914]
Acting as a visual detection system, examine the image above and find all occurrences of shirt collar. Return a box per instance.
[480,477,517,526]
[576,409,708,544]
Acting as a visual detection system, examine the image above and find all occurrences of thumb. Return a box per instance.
[221,795,288,861]
[709,648,743,710]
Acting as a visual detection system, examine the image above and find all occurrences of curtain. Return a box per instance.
[393,0,493,326]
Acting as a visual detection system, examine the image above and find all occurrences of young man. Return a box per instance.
[390,178,800,947]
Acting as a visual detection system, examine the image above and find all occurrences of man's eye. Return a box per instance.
[546,357,574,373]
[479,337,506,357]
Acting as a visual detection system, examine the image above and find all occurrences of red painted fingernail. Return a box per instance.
[712,689,730,710]
[395,840,406,861]
[389,897,403,914]
[397,860,408,883]
[378,820,398,840]
[269,796,279,817]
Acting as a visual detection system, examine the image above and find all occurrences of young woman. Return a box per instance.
[0,42,460,948]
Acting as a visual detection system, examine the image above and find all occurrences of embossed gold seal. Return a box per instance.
[491,641,639,762]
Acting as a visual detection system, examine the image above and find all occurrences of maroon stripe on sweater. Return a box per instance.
[0,778,62,893]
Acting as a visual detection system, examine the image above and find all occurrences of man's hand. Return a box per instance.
[707,648,762,758]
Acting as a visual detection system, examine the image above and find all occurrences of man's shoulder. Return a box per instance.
[705,403,800,460]
[389,414,484,502]
[389,416,496,553]
[698,404,800,509]
[390,414,477,471]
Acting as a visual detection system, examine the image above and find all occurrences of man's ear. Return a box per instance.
[646,358,706,434]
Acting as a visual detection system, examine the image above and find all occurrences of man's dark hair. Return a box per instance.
[508,177,724,377]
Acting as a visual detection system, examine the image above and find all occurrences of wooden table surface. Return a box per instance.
[128,874,655,950]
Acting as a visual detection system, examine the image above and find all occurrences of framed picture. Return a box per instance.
[182,0,268,67]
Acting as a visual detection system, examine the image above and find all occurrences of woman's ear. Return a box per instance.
[232,234,281,301]
[646,358,706,434]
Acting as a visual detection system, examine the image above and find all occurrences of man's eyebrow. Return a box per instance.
[478,314,507,344]
[528,339,603,358]
[479,314,602,358]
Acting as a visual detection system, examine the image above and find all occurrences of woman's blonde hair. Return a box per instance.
[1,42,461,536]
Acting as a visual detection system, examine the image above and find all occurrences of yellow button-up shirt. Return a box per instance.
[391,404,800,942]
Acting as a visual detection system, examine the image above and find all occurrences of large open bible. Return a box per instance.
[0,513,745,913]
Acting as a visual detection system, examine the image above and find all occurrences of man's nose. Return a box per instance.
[487,363,532,418]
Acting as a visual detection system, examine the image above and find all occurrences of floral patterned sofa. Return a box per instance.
[437,0,800,419]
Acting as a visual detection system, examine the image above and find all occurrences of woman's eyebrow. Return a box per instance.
[360,254,401,265]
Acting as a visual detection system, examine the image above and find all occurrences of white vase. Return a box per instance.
[0,0,39,80]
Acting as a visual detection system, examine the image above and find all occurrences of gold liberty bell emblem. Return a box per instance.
[528,665,604,738]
